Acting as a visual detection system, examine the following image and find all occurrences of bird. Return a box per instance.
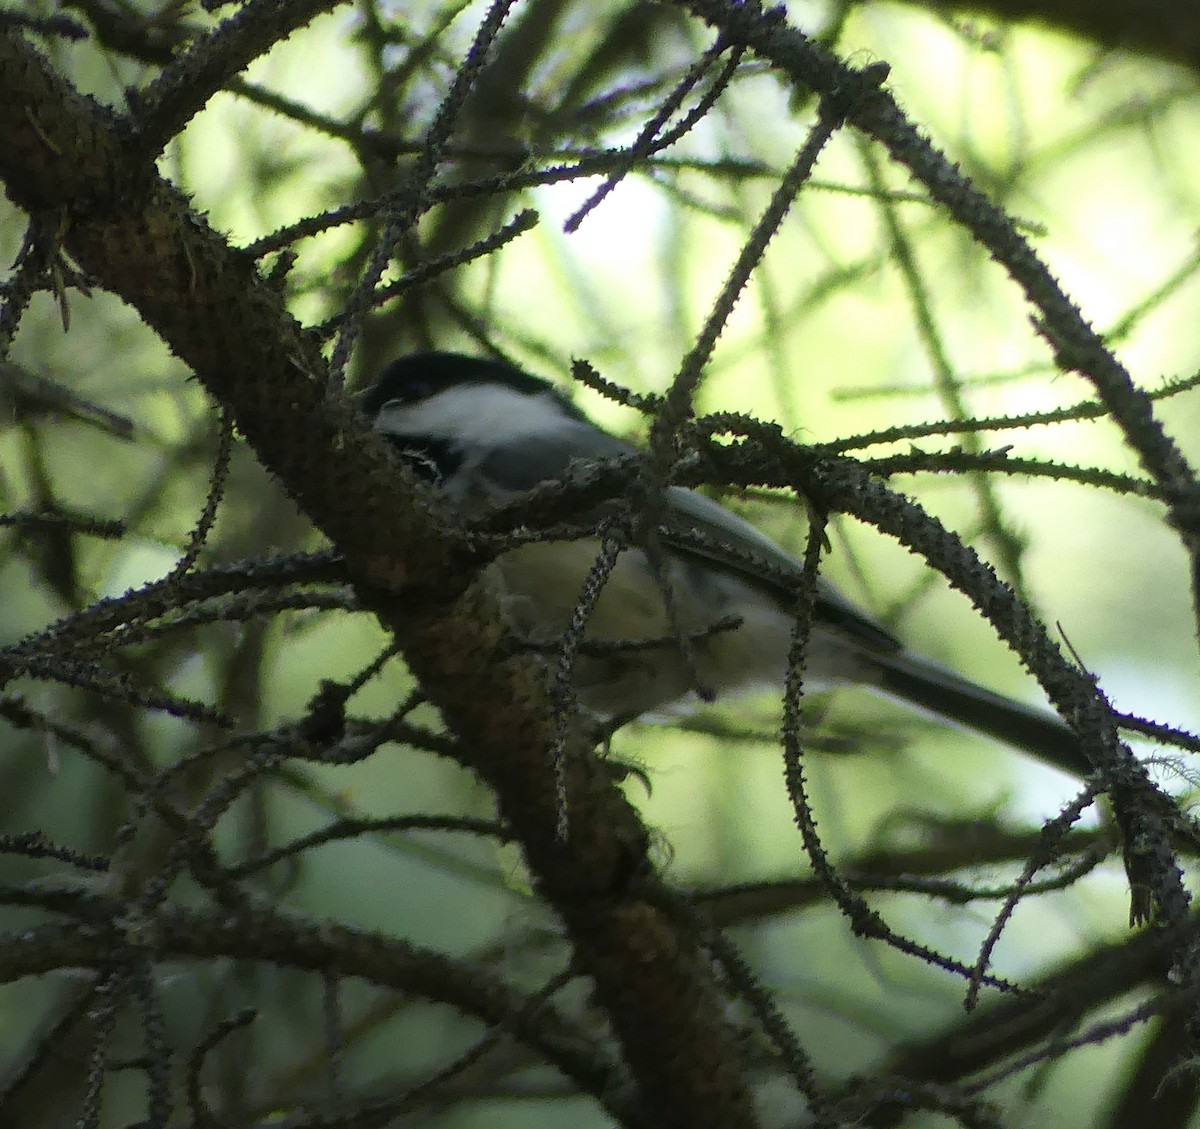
[358,350,1088,780]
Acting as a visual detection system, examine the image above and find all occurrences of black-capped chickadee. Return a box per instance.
[360,351,1087,779]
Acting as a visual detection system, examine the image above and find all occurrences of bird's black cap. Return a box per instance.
[359,351,582,419]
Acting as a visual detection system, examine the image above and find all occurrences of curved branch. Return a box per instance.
[0,904,639,1123]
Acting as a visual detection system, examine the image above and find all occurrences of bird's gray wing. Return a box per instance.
[660,484,902,653]
[479,429,900,654]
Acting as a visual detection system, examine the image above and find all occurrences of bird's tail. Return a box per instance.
[865,649,1090,780]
